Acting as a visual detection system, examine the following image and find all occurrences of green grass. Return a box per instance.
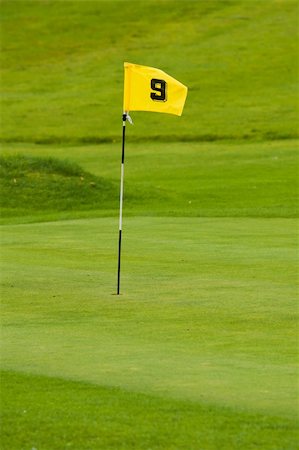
[1,139,298,221]
[2,370,298,450]
[0,153,118,217]
[1,218,298,411]
[1,0,298,143]
[0,0,298,448]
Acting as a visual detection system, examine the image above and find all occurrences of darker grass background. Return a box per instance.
[0,154,119,214]
[1,0,298,143]
[1,140,297,220]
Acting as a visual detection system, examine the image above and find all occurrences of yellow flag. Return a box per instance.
[123,62,188,116]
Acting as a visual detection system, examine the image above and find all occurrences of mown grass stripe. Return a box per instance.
[1,370,298,450]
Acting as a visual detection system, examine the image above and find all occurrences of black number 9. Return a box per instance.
[150,78,167,102]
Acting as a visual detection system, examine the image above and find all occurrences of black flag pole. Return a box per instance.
[117,112,127,294]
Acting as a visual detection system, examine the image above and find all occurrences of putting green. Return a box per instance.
[1,216,297,417]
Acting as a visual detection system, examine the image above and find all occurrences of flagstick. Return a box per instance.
[117,113,127,294]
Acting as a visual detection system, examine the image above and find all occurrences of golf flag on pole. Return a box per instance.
[123,62,188,116]
[117,63,187,295]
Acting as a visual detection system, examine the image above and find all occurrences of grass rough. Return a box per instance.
[0,154,118,216]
